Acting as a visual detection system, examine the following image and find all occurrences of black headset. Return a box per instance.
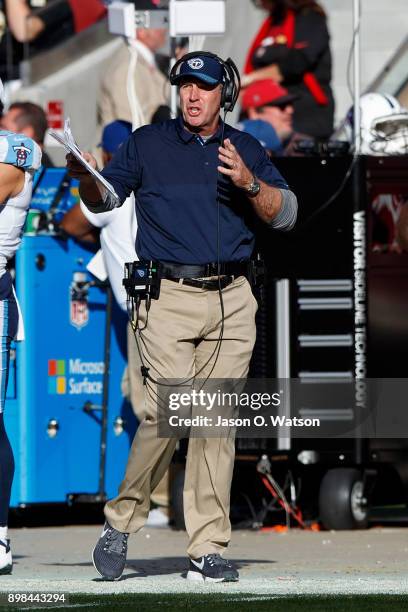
[169,51,241,113]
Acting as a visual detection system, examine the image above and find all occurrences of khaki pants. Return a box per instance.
[105,276,257,558]
[123,323,171,509]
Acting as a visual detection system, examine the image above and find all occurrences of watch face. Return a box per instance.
[249,180,261,195]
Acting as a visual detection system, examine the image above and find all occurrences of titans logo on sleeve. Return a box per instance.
[13,143,32,167]
[0,131,42,171]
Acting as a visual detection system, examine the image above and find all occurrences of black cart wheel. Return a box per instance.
[171,468,185,530]
[319,468,368,530]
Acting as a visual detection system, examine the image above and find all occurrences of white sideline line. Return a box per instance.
[14,595,298,610]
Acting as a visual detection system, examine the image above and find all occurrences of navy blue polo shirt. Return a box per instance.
[101,117,289,264]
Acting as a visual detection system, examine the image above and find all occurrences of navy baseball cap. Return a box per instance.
[237,119,282,152]
[99,120,132,154]
[172,54,224,86]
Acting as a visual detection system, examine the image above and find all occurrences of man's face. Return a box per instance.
[0,108,23,134]
[250,103,294,141]
[138,28,167,52]
[179,78,222,135]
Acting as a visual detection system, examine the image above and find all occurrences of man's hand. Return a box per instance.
[66,152,106,208]
[66,152,97,183]
[218,139,253,190]
[241,64,283,88]
[218,138,286,225]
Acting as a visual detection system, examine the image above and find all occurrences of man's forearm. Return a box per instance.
[249,181,282,223]
[249,181,297,231]
[79,179,121,214]
[67,151,121,213]
[79,178,104,207]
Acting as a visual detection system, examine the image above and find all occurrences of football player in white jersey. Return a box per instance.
[0,82,42,574]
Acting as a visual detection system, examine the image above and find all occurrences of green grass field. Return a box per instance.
[2,594,408,612]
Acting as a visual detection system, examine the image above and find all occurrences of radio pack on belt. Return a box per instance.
[123,261,161,302]
[248,256,265,289]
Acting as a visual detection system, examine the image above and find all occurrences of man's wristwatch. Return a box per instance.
[245,176,261,197]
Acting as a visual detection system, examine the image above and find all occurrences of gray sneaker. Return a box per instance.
[92,522,129,581]
[0,539,12,575]
[187,553,239,582]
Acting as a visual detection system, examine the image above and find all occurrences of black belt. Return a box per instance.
[168,276,235,290]
[158,261,250,279]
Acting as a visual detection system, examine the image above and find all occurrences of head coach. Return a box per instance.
[66,51,297,583]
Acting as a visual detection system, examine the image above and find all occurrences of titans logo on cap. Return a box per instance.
[172,54,224,86]
[187,58,205,70]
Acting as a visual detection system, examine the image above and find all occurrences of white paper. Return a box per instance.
[49,118,119,199]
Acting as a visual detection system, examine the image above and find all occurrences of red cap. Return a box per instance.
[241,80,297,111]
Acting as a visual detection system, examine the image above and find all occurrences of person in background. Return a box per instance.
[60,120,171,528]
[5,0,50,44]
[0,102,52,166]
[0,83,42,575]
[1,0,74,81]
[1,0,105,82]
[238,79,306,155]
[244,0,334,140]
[98,0,169,130]
[5,0,105,43]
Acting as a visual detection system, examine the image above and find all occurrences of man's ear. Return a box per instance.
[248,107,259,120]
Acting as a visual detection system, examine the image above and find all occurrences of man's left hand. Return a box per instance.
[240,64,283,88]
[218,139,253,190]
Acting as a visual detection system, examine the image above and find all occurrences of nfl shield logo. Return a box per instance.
[70,299,89,330]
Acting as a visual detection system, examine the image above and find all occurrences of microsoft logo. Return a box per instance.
[48,359,66,394]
